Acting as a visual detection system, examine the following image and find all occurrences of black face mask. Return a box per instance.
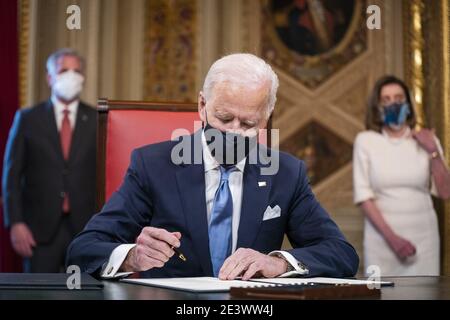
[203,122,257,166]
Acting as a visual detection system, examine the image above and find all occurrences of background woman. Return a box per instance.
[353,75,450,276]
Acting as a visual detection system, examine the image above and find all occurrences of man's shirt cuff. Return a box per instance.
[101,244,136,279]
[269,250,309,277]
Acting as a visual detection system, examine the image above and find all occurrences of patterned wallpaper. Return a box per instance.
[144,0,197,102]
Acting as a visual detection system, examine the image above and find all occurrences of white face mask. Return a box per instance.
[52,70,84,101]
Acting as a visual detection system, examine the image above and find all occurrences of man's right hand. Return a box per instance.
[121,227,181,272]
[387,233,416,261]
[10,223,36,257]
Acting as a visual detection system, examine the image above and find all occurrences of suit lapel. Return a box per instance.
[175,132,213,276]
[68,103,90,164]
[44,100,65,162]
[237,156,271,249]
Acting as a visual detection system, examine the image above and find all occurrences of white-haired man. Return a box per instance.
[2,48,97,272]
[67,53,358,279]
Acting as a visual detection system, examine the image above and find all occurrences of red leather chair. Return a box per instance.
[96,99,199,211]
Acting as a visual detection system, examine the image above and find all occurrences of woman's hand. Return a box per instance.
[413,128,450,199]
[412,129,438,154]
[386,233,416,261]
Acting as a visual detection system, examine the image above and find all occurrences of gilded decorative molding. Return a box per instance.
[143,0,197,102]
[441,0,450,276]
[442,0,450,181]
[403,0,426,129]
[406,0,450,276]
[18,0,31,108]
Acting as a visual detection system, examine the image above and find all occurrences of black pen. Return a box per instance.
[172,246,187,262]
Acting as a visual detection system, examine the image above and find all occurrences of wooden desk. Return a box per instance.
[0,276,449,300]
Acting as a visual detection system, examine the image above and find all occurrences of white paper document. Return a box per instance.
[121,277,269,293]
[121,276,393,293]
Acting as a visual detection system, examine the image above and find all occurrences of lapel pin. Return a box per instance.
[258,181,267,187]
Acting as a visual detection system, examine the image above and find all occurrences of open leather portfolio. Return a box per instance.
[229,282,381,300]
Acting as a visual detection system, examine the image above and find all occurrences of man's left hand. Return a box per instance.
[218,248,288,280]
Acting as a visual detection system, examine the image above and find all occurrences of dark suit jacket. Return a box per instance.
[67,131,359,278]
[2,100,97,243]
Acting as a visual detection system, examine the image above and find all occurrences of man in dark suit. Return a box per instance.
[67,53,358,280]
[2,48,97,272]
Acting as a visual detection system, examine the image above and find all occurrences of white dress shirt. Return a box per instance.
[51,95,79,131]
[101,131,308,278]
[202,131,245,253]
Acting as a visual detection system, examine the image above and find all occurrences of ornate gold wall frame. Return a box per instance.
[18,0,31,108]
[261,0,367,89]
[431,0,450,277]
[403,0,426,128]
[404,0,450,276]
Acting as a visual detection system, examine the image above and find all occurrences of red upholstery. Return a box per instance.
[105,110,200,203]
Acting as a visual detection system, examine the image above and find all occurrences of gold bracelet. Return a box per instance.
[430,151,440,160]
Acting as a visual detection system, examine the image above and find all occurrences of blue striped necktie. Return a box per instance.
[209,165,235,277]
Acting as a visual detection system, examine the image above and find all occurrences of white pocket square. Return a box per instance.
[263,205,281,221]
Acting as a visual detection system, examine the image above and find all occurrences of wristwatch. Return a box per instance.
[271,252,309,274]
[286,262,296,272]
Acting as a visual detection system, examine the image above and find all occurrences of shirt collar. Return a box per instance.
[381,126,411,139]
[201,130,246,173]
[51,95,79,115]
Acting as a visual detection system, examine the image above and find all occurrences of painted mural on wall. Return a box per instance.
[262,0,367,88]
[272,0,355,56]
